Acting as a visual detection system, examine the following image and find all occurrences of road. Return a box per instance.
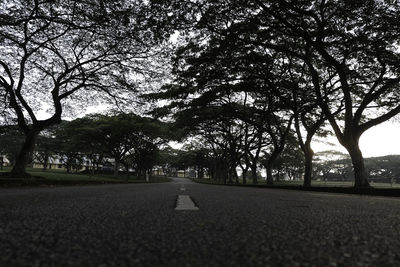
[1,178,400,266]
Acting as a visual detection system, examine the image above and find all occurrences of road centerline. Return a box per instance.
[175,195,199,210]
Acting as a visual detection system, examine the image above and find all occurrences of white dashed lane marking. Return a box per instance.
[175,195,199,211]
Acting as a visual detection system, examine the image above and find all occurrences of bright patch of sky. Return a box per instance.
[312,121,400,157]
[36,105,400,158]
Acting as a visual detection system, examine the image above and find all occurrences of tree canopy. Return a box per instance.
[0,0,174,176]
[2,0,400,189]
[145,0,400,188]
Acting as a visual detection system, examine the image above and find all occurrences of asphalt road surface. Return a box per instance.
[1,178,400,266]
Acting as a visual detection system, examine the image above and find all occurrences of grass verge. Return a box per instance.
[190,178,400,197]
[0,168,171,187]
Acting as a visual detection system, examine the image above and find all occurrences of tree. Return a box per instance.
[365,155,400,184]
[188,0,400,188]
[0,0,170,177]
[53,121,86,173]
[146,19,287,184]
[143,0,400,189]
[250,0,400,188]
[0,125,24,167]
[126,116,170,179]
[178,141,214,179]
[97,114,133,176]
[284,58,336,187]
[273,139,304,181]
[177,107,244,184]
[53,118,105,174]
[239,118,268,185]
[313,150,350,182]
[63,113,170,178]
[35,129,58,171]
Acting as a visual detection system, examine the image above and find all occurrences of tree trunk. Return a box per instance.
[345,142,370,188]
[11,131,38,178]
[303,143,314,187]
[266,152,280,185]
[114,158,119,177]
[210,167,215,180]
[198,168,204,179]
[276,170,280,182]
[231,167,238,184]
[251,165,258,184]
[43,155,49,171]
[124,164,130,181]
[223,171,228,184]
[242,170,247,184]
[228,164,233,184]
[252,175,258,185]
[223,163,228,184]
[216,159,227,183]
[266,164,273,185]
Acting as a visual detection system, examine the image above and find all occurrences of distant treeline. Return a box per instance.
[314,154,400,184]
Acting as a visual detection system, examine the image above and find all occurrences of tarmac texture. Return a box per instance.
[1,178,400,266]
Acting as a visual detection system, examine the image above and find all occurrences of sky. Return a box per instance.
[312,120,400,158]
[36,103,400,158]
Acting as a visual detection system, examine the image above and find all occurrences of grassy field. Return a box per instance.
[189,178,400,197]
[267,180,400,188]
[191,177,400,189]
[0,167,171,186]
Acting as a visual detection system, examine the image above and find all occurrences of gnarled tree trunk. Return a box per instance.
[303,142,314,187]
[242,169,247,184]
[266,163,273,185]
[10,130,38,178]
[114,158,120,177]
[345,141,370,188]
[251,164,258,184]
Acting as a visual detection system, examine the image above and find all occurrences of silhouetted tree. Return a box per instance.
[0,0,172,177]
[250,0,400,188]
[35,129,58,171]
[0,125,24,167]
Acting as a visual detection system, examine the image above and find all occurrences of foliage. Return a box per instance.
[2,1,400,188]
[144,0,400,188]
[0,125,24,166]
[53,113,170,177]
[0,0,174,175]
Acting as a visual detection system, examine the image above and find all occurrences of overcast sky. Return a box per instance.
[36,104,400,158]
[313,121,400,158]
